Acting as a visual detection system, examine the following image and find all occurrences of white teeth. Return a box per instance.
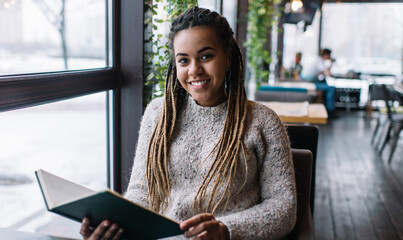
[190,80,207,86]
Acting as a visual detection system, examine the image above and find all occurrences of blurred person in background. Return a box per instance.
[301,48,336,113]
[292,52,303,80]
[301,48,334,82]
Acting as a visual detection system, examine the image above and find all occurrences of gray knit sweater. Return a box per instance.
[125,96,296,240]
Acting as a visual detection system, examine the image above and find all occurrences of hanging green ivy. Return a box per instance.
[144,0,198,106]
[244,0,281,88]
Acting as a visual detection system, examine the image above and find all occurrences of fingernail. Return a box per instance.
[104,221,110,227]
[82,218,87,224]
[180,223,187,230]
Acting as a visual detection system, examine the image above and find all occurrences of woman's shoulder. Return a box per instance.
[142,97,164,121]
[246,100,280,120]
[144,97,164,112]
[146,96,164,110]
[245,100,284,130]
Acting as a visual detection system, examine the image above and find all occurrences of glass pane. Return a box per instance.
[0,0,107,75]
[199,0,220,13]
[322,3,403,82]
[0,92,108,239]
[222,0,237,35]
[282,13,321,72]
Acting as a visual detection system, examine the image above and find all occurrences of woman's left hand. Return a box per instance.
[180,213,229,240]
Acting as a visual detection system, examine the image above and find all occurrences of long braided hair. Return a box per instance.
[146,6,248,214]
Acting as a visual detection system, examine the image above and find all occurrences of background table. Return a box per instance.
[259,101,328,124]
[393,84,403,96]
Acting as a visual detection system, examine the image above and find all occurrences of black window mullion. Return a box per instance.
[113,0,144,193]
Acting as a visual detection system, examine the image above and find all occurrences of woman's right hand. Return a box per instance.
[80,217,124,240]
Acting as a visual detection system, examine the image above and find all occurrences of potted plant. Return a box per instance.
[244,0,281,89]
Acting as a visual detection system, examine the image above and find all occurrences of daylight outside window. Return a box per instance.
[321,3,403,80]
[0,0,107,75]
[282,3,403,106]
[0,93,108,239]
[282,3,403,81]
[0,0,110,239]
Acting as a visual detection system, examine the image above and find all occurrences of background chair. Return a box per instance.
[287,149,315,240]
[285,124,318,216]
[368,84,403,150]
[378,84,403,163]
[367,84,389,146]
[254,85,317,103]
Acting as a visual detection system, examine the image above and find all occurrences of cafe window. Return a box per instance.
[0,93,108,239]
[199,0,221,12]
[0,0,107,75]
[222,0,237,36]
[282,3,403,83]
[282,11,321,73]
[0,0,116,238]
[321,2,403,82]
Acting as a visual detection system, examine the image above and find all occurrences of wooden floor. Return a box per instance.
[313,111,403,240]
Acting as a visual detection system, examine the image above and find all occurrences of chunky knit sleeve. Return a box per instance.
[124,98,164,208]
[217,102,297,240]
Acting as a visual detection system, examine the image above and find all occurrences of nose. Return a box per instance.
[188,61,201,77]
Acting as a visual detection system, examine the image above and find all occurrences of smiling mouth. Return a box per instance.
[189,80,208,86]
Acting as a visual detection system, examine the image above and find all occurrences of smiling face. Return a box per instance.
[173,26,230,107]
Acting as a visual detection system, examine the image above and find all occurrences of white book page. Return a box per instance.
[36,169,95,209]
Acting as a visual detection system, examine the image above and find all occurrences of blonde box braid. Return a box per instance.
[146,62,186,213]
[146,6,248,214]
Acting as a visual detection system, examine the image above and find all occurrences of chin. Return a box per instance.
[192,96,210,105]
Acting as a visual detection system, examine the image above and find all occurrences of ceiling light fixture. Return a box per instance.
[291,0,303,12]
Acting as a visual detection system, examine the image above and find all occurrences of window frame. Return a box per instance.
[0,69,119,112]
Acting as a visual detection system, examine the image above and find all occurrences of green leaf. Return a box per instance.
[246,0,280,85]
[146,72,155,81]
[144,17,152,24]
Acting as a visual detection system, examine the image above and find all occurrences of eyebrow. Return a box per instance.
[175,46,216,58]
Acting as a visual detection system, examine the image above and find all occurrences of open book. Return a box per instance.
[35,169,184,239]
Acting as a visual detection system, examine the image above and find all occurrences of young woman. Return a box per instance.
[80,7,296,240]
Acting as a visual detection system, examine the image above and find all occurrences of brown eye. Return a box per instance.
[178,58,189,64]
[201,54,214,61]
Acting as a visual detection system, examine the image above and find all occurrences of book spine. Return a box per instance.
[35,171,51,211]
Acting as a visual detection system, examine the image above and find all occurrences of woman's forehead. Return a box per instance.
[173,26,221,51]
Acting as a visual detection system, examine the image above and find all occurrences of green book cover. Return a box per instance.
[35,169,184,240]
